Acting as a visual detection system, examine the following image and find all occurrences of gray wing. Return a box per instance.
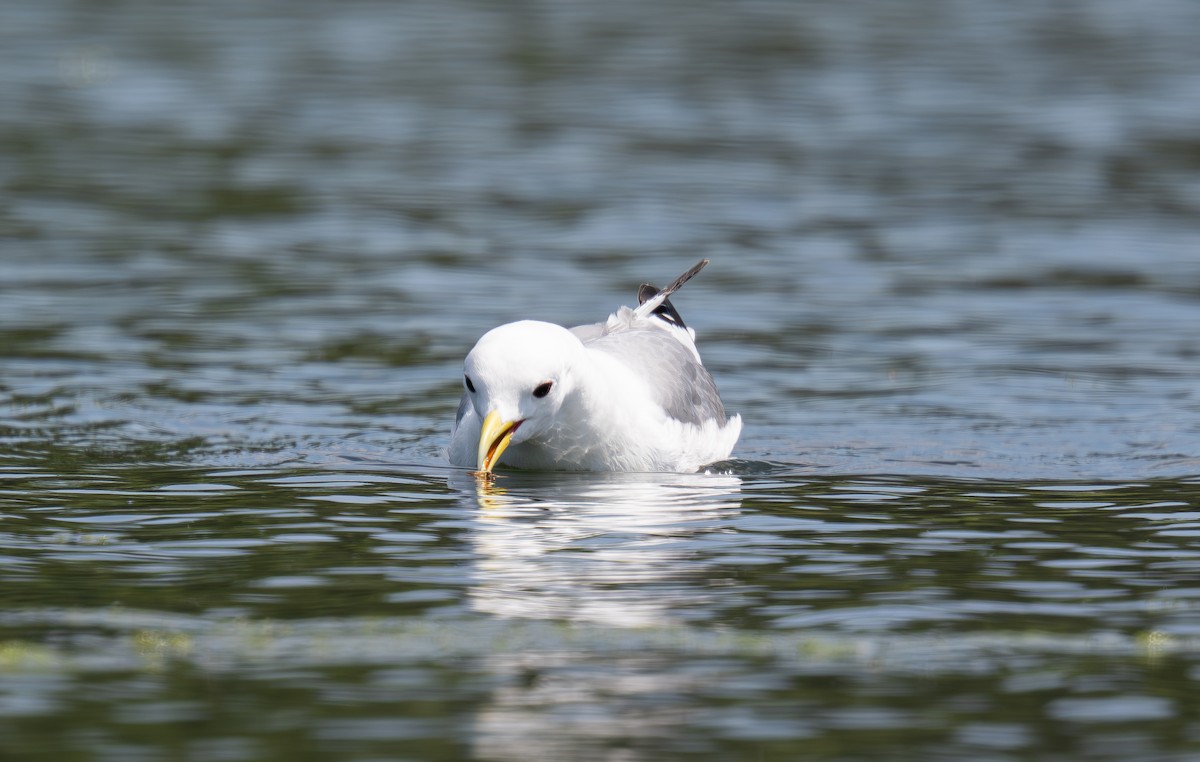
[583,325,727,427]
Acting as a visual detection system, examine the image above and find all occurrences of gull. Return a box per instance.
[448,259,741,474]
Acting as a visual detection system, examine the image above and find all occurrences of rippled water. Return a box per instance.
[3,0,1200,759]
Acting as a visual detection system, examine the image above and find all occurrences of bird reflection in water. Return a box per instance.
[450,471,743,628]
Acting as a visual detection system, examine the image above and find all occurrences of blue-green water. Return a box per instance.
[3,0,1200,759]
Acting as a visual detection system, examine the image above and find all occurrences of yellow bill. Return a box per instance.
[475,410,521,474]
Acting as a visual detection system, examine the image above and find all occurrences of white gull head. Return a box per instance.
[459,320,585,471]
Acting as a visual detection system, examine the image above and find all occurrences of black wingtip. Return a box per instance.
[657,258,709,301]
[636,259,709,330]
[638,284,688,329]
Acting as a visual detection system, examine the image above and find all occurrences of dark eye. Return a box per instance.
[532,381,553,399]
[464,375,476,393]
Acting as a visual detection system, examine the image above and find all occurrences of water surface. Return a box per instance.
[2,0,1200,759]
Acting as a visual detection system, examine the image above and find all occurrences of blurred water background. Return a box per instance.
[2,0,1200,759]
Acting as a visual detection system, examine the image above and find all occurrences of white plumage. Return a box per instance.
[448,259,741,473]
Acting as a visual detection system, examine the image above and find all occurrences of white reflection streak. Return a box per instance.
[455,472,744,761]
[452,471,742,628]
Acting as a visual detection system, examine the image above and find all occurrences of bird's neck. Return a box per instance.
[550,352,658,467]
